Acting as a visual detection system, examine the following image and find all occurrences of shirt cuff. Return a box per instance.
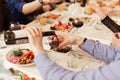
[81,39,95,53]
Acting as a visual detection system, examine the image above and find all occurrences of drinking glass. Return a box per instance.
[0,33,7,49]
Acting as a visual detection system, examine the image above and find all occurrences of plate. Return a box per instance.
[39,13,63,24]
[47,13,63,23]
[79,17,94,26]
[56,3,71,12]
[110,16,120,25]
[93,21,105,30]
[5,46,35,67]
[47,49,107,72]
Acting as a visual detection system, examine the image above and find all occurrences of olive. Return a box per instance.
[72,21,83,28]
[50,26,56,30]
[69,18,75,22]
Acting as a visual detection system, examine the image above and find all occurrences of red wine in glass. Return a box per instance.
[72,21,83,33]
[72,21,83,28]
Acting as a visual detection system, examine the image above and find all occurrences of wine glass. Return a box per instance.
[72,20,84,34]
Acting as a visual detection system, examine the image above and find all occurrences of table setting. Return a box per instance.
[1,1,118,80]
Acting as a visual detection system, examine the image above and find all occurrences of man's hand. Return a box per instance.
[25,27,45,55]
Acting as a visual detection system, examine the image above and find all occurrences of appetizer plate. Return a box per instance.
[56,3,71,12]
[79,17,94,26]
[93,21,105,30]
[39,12,63,24]
[5,46,35,67]
[47,13,64,24]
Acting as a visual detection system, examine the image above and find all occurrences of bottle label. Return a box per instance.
[16,39,28,44]
[13,30,27,39]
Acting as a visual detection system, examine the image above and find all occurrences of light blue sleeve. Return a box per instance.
[82,40,120,62]
[34,53,120,80]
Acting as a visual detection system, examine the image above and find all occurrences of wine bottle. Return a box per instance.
[80,0,87,7]
[4,30,55,45]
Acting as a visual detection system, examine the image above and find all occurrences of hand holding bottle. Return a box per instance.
[25,27,85,54]
[25,27,45,55]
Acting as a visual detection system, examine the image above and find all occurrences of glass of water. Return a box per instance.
[0,33,7,49]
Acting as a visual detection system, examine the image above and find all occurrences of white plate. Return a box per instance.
[79,17,94,26]
[93,21,105,30]
[40,12,63,24]
[5,46,35,67]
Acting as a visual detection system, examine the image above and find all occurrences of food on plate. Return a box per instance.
[57,3,70,11]
[39,13,61,24]
[84,7,95,15]
[69,17,92,25]
[13,49,23,56]
[69,18,84,27]
[72,21,83,28]
[39,16,47,25]
[108,1,120,8]
[49,39,71,53]
[44,13,61,20]
[18,74,36,80]
[50,21,73,32]
[96,21,103,25]
[69,18,75,22]
[94,21,104,30]
[97,1,120,10]
[51,46,72,53]
[9,69,36,80]
[8,49,34,64]
[57,5,66,12]
[79,17,92,25]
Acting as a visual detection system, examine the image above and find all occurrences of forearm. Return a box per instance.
[22,0,42,15]
[34,53,120,80]
[101,16,120,32]
[82,39,120,62]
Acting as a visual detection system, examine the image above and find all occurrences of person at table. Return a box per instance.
[25,26,120,80]
[5,0,62,24]
[0,0,11,32]
[89,3,120,32]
